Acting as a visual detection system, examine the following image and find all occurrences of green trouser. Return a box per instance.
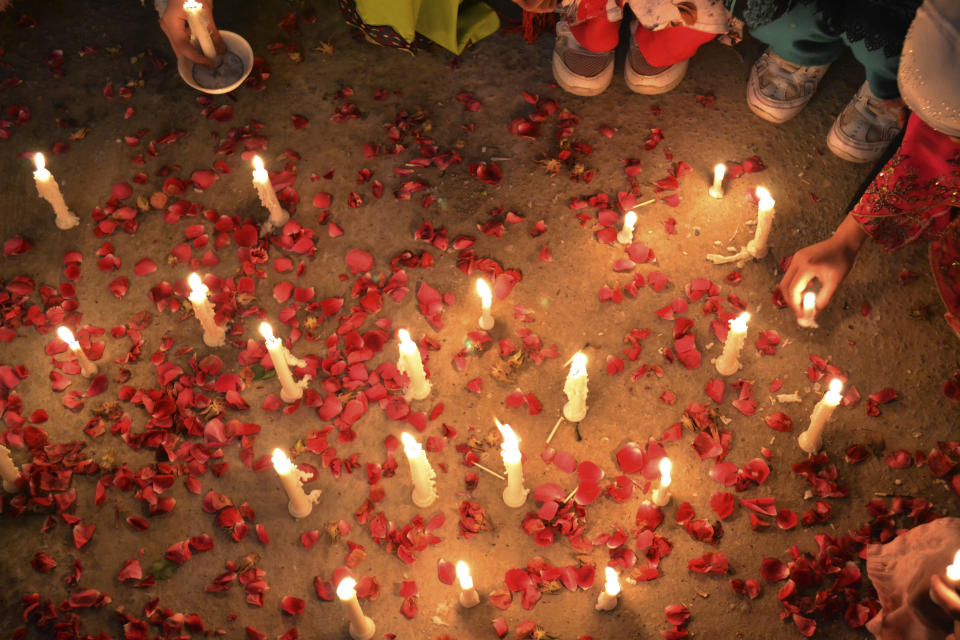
[748,2,902,99]
[355,0,500,55]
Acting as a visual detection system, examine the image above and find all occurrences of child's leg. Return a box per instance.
[569,12,621,53]
[553,12,620,96]
[748,2,845,68]
[842,36,900,100]
[632,24,717,68]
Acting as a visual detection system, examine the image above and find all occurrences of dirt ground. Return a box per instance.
[0,1,958,639]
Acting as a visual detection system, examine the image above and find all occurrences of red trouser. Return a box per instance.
[571,15,717,67]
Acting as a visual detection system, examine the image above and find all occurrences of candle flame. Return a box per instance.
[476,279,492,306]
[188,273,203,291]
[336,577,357,600]
[714,163,726,181]
[56,326,79,348]
[659,457,672,487]
[947,549,960,581]
[252,155,265,172]
[271,448,294,474]
[397,328,417,354]
[755,186,775,210]
[456,561,474,589]
[34,152,46,172]
[183,0,203,11]
[730,312,750,333]
[623,211,637,228]
[803,291,816,311]
[400,432,421,457]
[569,352,587,378]
[495,418,520,454]
[828,378,843,394]
[825,378,844,406]
[258,321,275,341]
[603,566,621,596]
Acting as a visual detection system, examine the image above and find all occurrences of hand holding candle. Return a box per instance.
[595,566,621,611]
[397,329,431,401]
[33,153,79,230]
[401,432,438,508]
[476,278,494,330]
[798,378,844,453]
[252,155,289,232]
[259,322,310,403]
[496,419,528,508]
[563,352,589,422]
[797,291,819,328]
[715,312,750,376]
[708,163,726,199]
[617,210,637,244]
[188,273,226,347]
[57,326,98,378]
[456,561,480,608]
[0,445,21,493]
[272,448,320,518]
[337,577,376,640]
[182,0,220,63]
[746,187,776,259]
[651,457,672,506]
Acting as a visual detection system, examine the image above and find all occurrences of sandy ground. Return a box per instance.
[0,1,958,639]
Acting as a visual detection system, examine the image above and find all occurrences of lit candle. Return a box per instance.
[337,577,376,640]
[396,329,431,401]
[617,210,637,244]
[57,326,97,378]
[797,291,818,329]
[259,321,310,403]
[595,566,621,611]
[188,273,226,347]
[651,457,672,506]
[708,163,726,199]
[746,187,776,258]
[715,312,750,376]
[456,561,480,608]
[271,448,319,518]
[182,0,219,62]
[400,432,437,508]
[476,278,494,331]
[0,445,20,493]
[562,352,589,422]
[496,419,528,508]
[798,378,844,453]
[251,155,289,231]
[33,153,79,230]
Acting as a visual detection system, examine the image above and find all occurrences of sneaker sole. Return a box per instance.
[624,59,687,95]
[551,50,613,97]
[825,123,882,163]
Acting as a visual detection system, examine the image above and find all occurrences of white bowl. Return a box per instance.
[177,30,253,94]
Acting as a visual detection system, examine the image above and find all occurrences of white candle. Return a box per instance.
[182,0,219,62]
[259,322,310,403]
[715,312,750,376]
[57,326,97,378]
[798,378,844,453]
[708,163,726,199]
[272,448,319,518]
[562,352,589,422]
[0,445,20,493]
[746,187,776,258]
[617,210,637,244]
[595,566,621,611]
[188,273,226,347]
[476,278,494,331]
[337,577,376,640]
[33,153,79,230]
[496,419,528,508]
[651,457,672,506]
[397,329,431,401]
[797,292,818,329]
[456,561,480,608]
[400,432,437,508]
[252,155,289,230]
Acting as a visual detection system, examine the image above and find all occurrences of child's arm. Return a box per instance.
[158,0,226,68]
[778,213,869,320]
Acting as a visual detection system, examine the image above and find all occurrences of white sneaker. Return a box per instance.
[552,20,615,97]
[747,48,830,123]
[827,81,904,163]
[624,21,687,95]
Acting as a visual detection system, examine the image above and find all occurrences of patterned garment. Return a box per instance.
[563,0,731,34]
[851,113,960,335]
[338,0,432,54]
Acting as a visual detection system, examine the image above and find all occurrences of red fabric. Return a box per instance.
[852,113,960,336]
[569,10,716,64]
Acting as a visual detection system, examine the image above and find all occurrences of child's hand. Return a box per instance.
[778,214,867,321]
[931,574,960,621]
[159,0,226,68]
